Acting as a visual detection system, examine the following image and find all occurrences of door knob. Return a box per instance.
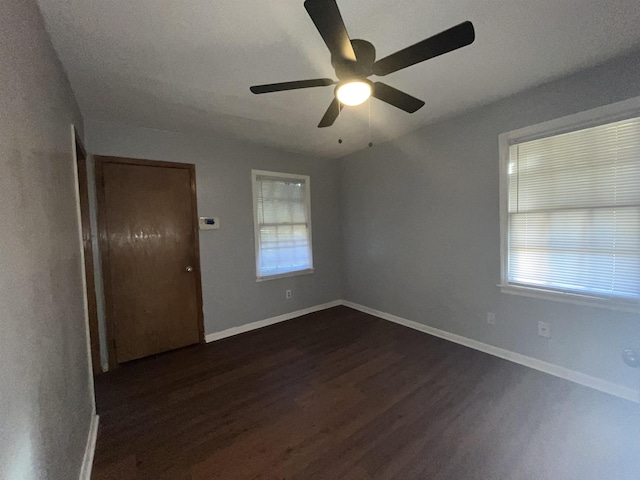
[186,266,194,272]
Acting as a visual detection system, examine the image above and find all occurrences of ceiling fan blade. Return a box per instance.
[304,0,357,63]
[372,21,475,76]
[250,78,335,94]
[318,98,342,127]
[372,82,425,113]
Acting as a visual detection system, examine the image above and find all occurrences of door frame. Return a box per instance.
[95,156,205,369]
[74,131,102,375]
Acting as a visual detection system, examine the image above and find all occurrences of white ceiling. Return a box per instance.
[37,0,640,158]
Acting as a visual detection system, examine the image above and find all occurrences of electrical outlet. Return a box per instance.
[487,312,496,325]
[285,289,292,299]
[538,321,551,338]
[622,348,640,368]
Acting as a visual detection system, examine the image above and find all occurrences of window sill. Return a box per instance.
[498,284,640,313]
[256,268,314,282]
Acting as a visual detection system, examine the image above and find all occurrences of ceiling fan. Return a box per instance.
[250,0,475,128]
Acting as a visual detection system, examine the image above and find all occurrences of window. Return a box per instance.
[252,170,313,281]
[499,98,640,310]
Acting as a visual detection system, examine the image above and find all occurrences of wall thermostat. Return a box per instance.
[199,217,219,230]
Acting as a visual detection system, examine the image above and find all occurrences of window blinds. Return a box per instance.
[254,174,312,278]
[507,117,640,300]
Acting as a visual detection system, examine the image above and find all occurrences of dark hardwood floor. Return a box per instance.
[92,306,640,479]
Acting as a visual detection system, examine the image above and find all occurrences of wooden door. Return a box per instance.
[96,156,204,365]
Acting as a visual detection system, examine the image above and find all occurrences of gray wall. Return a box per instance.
[0,0,94,479]
[341,50,640,393]
[86,120,343,343]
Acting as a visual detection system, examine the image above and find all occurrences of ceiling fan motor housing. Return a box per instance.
[332,39,376,79]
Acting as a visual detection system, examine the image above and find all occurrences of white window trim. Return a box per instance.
[251,169,314,282]
[255,269,314,283]
[498,95,640,313]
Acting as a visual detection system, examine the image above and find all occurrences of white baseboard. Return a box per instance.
[342,300,639,404]
[79,414,99,480]
[205,300,343,343]
[202,298,637,403]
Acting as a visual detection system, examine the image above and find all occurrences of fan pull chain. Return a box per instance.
[338,102,344,145]
[368,98,373,148]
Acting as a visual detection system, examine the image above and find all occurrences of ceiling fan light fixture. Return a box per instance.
[336,80,372,106]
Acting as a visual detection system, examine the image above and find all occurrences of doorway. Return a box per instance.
[96,156,204,367]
